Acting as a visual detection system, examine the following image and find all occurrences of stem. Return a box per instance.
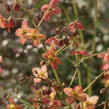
[69,68,78,87]
[80,51,105,63]
[87,67,92,96]
[59,4,71,23]
[16,0,37,29]
[76,55,82,86]
[84,72,104,92]
[92,0,98,54]
[52,68,61,86]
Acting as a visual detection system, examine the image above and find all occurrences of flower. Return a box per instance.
[15,20,46,46]
[28,28,46,46]
[32,65,48,83]
[83,95,99,109]
[98,48,109,63]
[102,64,109,79]
[68,20,85,31]
[71,51,90,56]
[64,86,87,104]
[0,13,7,29]
[42,45,62,69]
[15,20,30,44]
[41,0,61,21]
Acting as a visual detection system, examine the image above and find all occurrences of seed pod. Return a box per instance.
[13,2,19,11]
[58,39,64,47]
[56,28,61,35]
[63,38,69,45]
[40,60,46,66]
[62,27,68,32]
[8,17,15,28]
[5,4,11,12]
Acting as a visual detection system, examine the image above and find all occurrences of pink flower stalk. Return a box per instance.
[83,95,99,109]
[32,65,48,83]
[41,0,61,21]
[68,20,85,31]
[64,86,87,104]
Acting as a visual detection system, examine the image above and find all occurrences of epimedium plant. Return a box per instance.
[0,0,109,109]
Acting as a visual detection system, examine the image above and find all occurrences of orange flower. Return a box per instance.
[64,86,87,103]
[15,20,46,46]
[15,20,30,44]
[0,13,7,29]
[42,45,62,69]
[28,28,46,46]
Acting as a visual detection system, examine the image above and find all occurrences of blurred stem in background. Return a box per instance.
[92,0,98,54]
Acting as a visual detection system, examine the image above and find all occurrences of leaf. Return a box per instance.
[34,0,50,9]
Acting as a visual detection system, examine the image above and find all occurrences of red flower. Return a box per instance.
[71,50,90,56]
[41,0,61,21]
[98,48,109,63]
[68,20,85,31]
[64,86,87,103]
[7,17,15,32]
[42,45,62,69]
[32,65,48,83]
[28,28,46,46]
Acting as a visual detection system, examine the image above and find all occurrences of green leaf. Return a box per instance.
[34,0,50,9]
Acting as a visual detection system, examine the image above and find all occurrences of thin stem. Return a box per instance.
[52,68,61,86]
[92,0,98,54]
[69,68,78,87]
[87,67,92,96]
[80,51,105,63]
[60,53,75,66]
[84,72,104,92]
[59,4,71,23]
[16,0,37,29]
